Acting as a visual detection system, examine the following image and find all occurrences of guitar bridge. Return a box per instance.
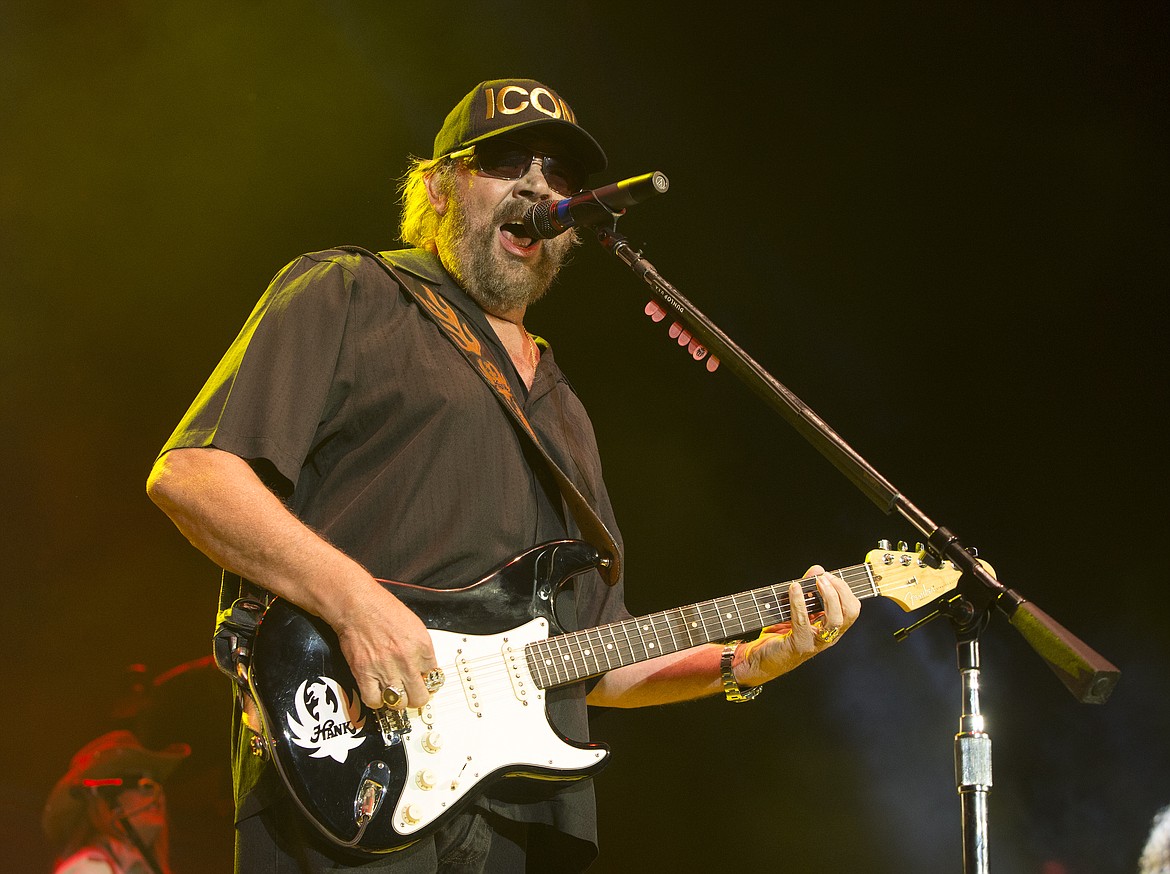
[376,707,411,745]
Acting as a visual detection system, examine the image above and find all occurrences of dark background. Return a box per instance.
[4,2,1167,871]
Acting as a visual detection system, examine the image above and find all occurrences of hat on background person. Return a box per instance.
[42,729,190,845]
[433,77,608,173]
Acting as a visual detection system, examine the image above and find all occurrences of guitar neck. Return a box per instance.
[526,562,880,690]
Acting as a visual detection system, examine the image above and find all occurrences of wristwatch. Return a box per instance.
[720,642,761,702]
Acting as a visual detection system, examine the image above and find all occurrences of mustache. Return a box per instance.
[494,200,537,226]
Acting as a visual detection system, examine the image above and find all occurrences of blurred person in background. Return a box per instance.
[42,730,190,874]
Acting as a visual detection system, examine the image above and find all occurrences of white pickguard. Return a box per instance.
[389,618,607,836]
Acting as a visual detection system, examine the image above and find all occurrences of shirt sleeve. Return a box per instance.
[158,252,360,495]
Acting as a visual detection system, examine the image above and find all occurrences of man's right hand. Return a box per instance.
[148,447,440,712]
[328,581,439,712]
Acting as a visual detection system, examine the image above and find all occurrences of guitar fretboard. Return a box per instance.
[526,563,879,690]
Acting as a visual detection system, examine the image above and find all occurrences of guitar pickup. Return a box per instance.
[502,640,540,705]
[456,647,484,717]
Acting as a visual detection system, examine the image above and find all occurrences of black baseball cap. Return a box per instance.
[433,78,607,174]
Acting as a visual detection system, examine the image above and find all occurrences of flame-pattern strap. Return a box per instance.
[411,285,540,446]
[354,248,622,585]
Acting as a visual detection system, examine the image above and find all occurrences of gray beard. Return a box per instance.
[436,194,577,314]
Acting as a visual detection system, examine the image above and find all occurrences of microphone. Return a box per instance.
[522,171,669,240]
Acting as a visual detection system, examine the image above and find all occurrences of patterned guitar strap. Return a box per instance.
[355,247,622,586]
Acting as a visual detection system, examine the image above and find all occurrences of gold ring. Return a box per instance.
[381,685,405,708]
[423,668,445,693]
[816,625,841,644]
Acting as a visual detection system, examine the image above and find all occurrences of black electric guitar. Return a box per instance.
[248,539,981,854]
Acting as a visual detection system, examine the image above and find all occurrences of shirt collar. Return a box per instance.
[379,247,499,341]
[380,247,555,400]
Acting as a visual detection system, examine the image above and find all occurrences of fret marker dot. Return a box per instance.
[563,655,570,661]
[606,643,613,649]
[648,642,656,649]
[583,649,591,656]
[725,612,733,620]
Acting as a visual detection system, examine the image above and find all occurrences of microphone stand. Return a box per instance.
[115,814,165,874]
[589,217,1120,873]
[92,790,166,874]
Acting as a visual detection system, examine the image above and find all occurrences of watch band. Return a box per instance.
[721,643,761,702]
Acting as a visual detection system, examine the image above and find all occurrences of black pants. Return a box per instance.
[235,800,530,873]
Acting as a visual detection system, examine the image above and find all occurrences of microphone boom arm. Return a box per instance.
[591,221,1120,706]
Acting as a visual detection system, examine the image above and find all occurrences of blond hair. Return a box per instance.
[398,155,459,248]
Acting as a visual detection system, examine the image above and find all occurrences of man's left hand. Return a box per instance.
[735,566,861,687]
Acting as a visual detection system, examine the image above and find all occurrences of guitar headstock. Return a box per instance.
[865,544,997,612]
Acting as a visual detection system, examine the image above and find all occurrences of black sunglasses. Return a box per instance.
[451,139,587,197]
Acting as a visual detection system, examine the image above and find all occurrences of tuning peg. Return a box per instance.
[877,539,892,550]
[915,542,925,554]
[897,541,908,552]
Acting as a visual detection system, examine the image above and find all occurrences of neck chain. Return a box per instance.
[484,313,538,376]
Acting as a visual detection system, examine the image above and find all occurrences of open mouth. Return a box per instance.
[500,222,537,254]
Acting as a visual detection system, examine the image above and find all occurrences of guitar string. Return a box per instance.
[367,559,903,794]
[392,592,943,729]
[523,565,884,686]
[396,570,943,721]
[388,560,892,691]
[429,569,935,691]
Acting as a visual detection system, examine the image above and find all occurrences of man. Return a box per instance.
[43,730,190,874]
[146,77,860,872]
